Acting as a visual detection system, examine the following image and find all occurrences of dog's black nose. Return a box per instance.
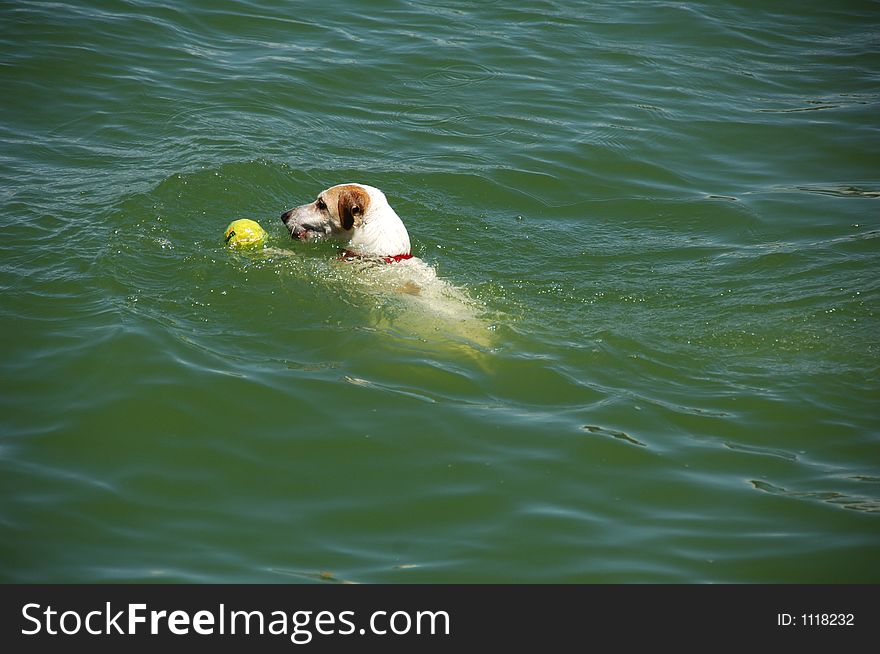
[280,209,293,223]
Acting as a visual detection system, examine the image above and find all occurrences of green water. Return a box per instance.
[1,0,878,583]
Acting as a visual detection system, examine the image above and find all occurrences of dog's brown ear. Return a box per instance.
[336,186,370,231]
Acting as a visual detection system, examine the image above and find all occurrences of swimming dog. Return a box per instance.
[281,183,494,349]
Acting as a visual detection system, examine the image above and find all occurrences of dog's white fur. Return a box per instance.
[281,183,410,259]
[281,183,494,349]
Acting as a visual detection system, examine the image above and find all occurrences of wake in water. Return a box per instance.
[261,246,498,353]
[343,255,497,350]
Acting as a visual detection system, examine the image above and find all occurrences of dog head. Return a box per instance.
[281,183,411,258]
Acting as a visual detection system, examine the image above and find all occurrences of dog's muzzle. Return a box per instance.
[281,208,323,241]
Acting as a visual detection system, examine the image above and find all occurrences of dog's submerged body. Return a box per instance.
[281,183,494,349]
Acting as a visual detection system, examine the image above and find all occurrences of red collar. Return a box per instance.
[382,253,414,264]
[340,249,413,264]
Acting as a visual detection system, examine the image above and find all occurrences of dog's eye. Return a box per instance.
[351,206,361,215]
[316,198,327,211]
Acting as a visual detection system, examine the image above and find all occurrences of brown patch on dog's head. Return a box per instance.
[329,184,371,231]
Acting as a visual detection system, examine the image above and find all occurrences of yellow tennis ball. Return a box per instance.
[224,219,267,248]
